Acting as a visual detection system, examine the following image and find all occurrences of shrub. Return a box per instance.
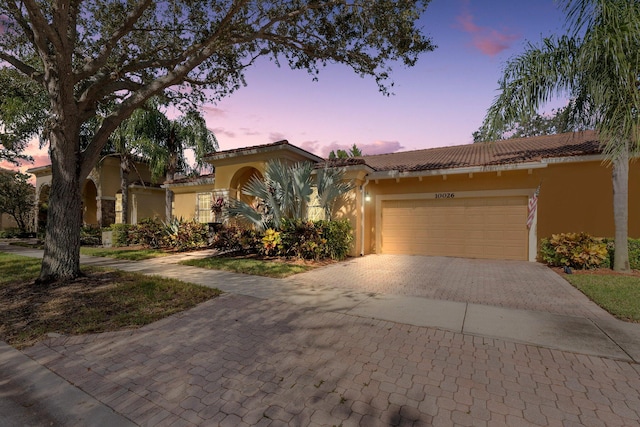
[539,232,608,269]
[319,219,353,261]
[162,218,209,251]
[279,218,353,260]
[279,219,325,260]
[128,218,165,249]
[261,228,281,256]
[211,225,261,254]
[80,225,102,246]
[111,223,131,247]
[603,238,640,270]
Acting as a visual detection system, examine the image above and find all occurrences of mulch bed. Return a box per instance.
[552,266,640,277]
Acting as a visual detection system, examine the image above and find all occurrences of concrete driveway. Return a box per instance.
[286,255,611,320]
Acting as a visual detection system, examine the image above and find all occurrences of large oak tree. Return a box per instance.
[0,0,435,282]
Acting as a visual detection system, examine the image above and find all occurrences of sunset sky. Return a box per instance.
[2,0,570,174]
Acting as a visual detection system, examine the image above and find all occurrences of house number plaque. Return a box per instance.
[435,193,455,199]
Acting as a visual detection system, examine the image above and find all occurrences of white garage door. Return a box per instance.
[381,196,529,260]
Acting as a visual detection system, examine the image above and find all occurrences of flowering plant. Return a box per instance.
[212,197,226,214]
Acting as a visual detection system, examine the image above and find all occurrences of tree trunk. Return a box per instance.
[38,129,84,282]
[120,155,130,224]
[612,148,630,272]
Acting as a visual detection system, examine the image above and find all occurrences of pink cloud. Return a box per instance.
[212,127,236,139]
[201,106,226,117]
[268,132,286,142]
[456,4,520,57]
[240,128,261,136]
[299,140,320,154]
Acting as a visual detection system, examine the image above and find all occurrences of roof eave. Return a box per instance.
[367,151,608,180]
[205,143,323,163]
[163,177,216,189]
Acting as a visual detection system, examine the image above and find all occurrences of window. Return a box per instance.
[115,193,123,224]
[196,192,213,223]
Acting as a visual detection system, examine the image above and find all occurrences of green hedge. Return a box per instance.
[110,218,354,260]
[210,219,354,261]
[603,237,640,270]
[110,218,209,251]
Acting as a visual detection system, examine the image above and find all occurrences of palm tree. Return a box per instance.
[316,165,354,220]
[481,0,640,272]
[229,160,352,231]
[117,101,218,221]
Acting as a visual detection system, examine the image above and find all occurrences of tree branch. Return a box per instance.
[21,0,62,53]
[75,0,153,83]
[0,52,43,82]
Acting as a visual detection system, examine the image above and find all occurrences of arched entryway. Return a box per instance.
[82,179,98,226]
[229,166,263,204]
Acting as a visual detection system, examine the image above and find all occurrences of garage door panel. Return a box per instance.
[381,196,528,261]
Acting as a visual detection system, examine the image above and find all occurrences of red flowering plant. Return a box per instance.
[212,197,226,214]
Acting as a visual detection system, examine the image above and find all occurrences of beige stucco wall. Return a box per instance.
[173,192,198,221]
[98,156,158,197]
[130,188,165,223]
[171,183,217,221]
[354,158,640,256]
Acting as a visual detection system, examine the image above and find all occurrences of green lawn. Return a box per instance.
[0,252,220,348]
[80,246,168,260]
[181,256,315,278]
[565,273,640,322]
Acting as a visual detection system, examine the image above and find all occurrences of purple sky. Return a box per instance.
[4,0,569,173]
[205,0,567,157]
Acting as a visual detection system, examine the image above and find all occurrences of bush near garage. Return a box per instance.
[278,219,353,261]
[539,232,608,269]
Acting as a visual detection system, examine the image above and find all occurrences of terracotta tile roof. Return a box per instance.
[168,173,215,185]
[361,131,601,172]
[204,140,289,158]
[314,157,368,168]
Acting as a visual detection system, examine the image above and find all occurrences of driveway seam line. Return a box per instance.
[461,302,469,334]
[591,319,637,363]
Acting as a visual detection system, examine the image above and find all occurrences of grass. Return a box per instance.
[80,246,169,260]
[0,252,220,349]
[564,273,640,322]
[181,256,315,278]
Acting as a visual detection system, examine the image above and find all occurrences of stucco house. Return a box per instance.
[27,131,640,261]
[28,154,165,229]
